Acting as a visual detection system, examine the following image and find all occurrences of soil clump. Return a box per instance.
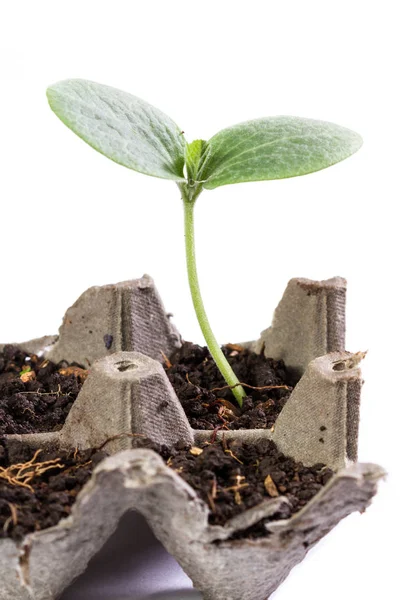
[0,345,86,435]
[164,342,294,430]
[0,441,107,541]
[132,436,334,539]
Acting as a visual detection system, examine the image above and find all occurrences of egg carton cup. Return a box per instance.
[0,275,384,600]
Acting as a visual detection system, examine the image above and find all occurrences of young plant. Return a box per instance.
[47,80,362,407]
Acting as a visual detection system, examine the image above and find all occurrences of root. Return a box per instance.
[223,475,248,506]
[224,449,244,465]
[160,351,172,369]
[2,503,18,533]
[0,449,64,492]
[193,381,292,406]
[23,384,67,397]
[210,382,292,394]
[96,432,146,452]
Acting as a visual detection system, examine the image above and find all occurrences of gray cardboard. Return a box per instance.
[0,449,384,600]
[254,276,347,379]
[0,336,57,356]
[59,352,194,452]
[272,351,363,470]
[194,350,363,472]
[0,276,383,600]
[46,275,181,367]
[3,352,194,456]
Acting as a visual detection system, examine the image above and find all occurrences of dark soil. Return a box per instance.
[164,342,293,430]
[0,345,87,435]
[0,440,107,541]
[131,437,334,540]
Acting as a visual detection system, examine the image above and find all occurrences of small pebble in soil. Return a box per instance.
[0,345,86,435]
[164,342,294,430]
[0,440,107,541]
[131,436,334,540]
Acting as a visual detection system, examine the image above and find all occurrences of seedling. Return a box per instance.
[47,80,362,406]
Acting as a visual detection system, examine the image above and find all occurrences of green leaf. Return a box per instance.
[185,139,207,182]
[197,116,362,190]
[47,79,186,181]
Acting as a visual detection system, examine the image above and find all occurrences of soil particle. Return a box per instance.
[0,345,85,435]
[164,342,293,430]
[131,437,334,539]
[0,441,107,541]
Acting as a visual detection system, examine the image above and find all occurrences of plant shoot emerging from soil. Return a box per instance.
[47,80,362,406]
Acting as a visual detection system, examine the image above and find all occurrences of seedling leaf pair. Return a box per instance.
[47,79,362,405]
[47,79,362,191]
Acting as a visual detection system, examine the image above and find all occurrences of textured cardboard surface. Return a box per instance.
[0,336,57,356]
[254,276,347,379]
[3,351,194,456]
[60,352,194,452]
[0,276,383,600]
[272,351,363,469]
[60,510,200,600]
[195,351,363,471]
[46,275,182,367]
[0,450,384,600]
[2,278,190,456]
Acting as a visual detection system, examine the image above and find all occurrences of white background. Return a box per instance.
[0,1,398,598]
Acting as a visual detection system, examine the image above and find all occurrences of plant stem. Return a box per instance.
[182,198,247,407]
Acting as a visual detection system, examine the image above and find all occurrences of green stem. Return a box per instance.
[182,196,246,407]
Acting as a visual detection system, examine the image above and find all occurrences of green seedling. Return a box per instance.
[47,79,362,406]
